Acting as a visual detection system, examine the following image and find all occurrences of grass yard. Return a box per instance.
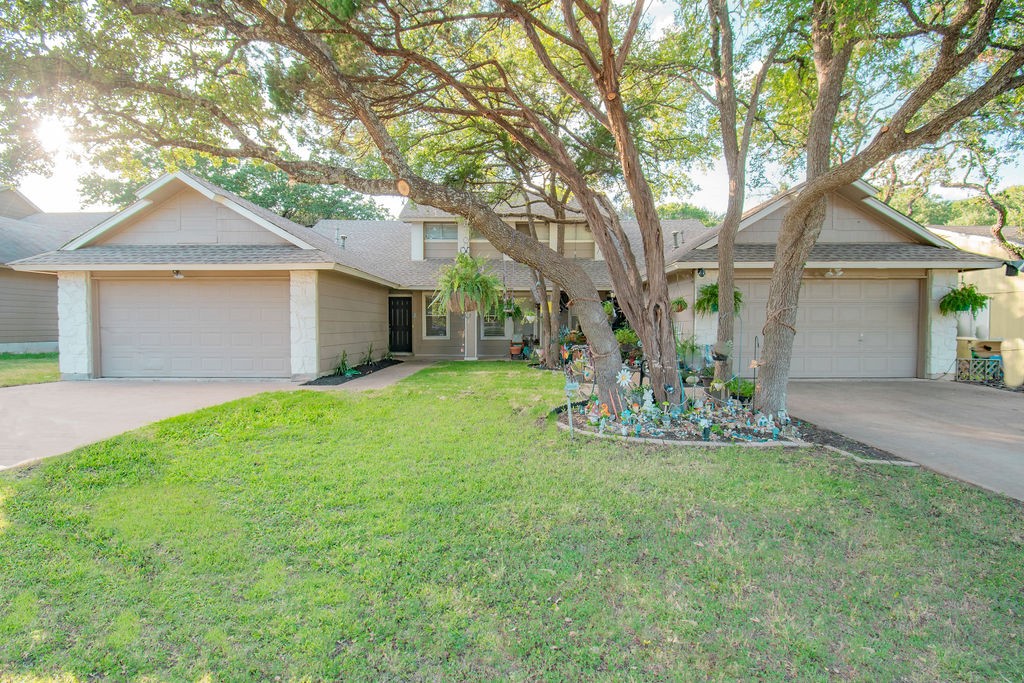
[0,363,1021,680]
[0,352,60,388]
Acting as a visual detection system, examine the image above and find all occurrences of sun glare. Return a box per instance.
[36,117,72,153]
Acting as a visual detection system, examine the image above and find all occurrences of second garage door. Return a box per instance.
[98,278,290,378]
[735,279,920,378]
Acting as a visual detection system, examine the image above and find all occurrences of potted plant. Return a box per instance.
[939,282,991,336]
[676,333,700,370]
[615,326,640,362]
[699,364,715,387]
[670,296,688,313]
[693,283,743,316]
[432,252,503,315]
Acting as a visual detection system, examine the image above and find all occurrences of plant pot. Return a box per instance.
[955,310,975,337]
[510,343,524,357]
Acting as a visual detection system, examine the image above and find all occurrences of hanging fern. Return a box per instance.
[432,253,504,315]
[938,282,991,317]
[693,283,743,316]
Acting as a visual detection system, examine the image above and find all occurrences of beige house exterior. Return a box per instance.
[10,173,1000,382]
[929,226,1024,387]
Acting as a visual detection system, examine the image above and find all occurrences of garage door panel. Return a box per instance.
[737,278,919,378]
[99,279,290,378]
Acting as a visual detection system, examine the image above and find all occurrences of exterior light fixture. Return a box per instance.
[1005,261,1022,277]
[172,270,184,279]
[697,268,706,278]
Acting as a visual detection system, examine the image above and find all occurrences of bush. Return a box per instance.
[614,327,639,346]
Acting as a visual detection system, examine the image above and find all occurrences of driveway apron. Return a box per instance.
[788,379,1024,502]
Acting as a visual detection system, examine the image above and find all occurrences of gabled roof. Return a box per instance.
[929,224,1024,247]
[0,187,43,219]
[679,243,1000,270]
[693,179,950,252]
[63,171,323,251]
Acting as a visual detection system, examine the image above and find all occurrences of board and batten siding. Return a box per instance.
[98,188,292,246]
[317,271,391,374]
[0,269,57,344]
[736,195,913,245]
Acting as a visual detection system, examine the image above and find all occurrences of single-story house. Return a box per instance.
[0,186,111,353]
[10,172,1000,381]
[927,224,1024,386]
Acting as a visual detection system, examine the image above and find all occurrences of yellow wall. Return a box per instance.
[935,230,1024,386]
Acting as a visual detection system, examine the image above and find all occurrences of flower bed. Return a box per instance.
[555,389,801,444]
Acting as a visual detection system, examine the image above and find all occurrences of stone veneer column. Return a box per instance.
[290,270,319,380]
[924,269,958,379]
[57,271,94,379]
[464,311,478,360]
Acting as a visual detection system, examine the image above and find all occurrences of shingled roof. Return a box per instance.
[677,243,1000,268]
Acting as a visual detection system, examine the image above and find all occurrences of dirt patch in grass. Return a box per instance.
[303,359,403,386]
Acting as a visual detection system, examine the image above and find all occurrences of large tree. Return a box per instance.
[1,0,711,405]
[754,0,1024,413]
[0,0,635,407]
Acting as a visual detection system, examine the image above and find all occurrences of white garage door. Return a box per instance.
[98,278,290,378]
[736,279,919,378]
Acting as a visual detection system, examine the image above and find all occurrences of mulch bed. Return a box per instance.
[792,418,910,462]
[302,359,403,386]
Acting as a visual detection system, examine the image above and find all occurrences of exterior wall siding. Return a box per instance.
[99,189,291,246]
[411,291,465,358]
[736,196,913,245]
[0,269,58,346]
[317,271,390,374]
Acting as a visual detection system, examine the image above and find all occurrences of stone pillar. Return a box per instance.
[290,270,319,380]
[57,271,94,379]
[923,269,958,379]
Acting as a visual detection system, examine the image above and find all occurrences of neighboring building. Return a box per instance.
[928,225,1024,386]
[10,172,999,381]
[0,187,111,352]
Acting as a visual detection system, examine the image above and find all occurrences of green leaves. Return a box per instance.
[432,252,505,316]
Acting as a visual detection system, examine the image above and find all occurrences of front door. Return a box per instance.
[388,297,413,353]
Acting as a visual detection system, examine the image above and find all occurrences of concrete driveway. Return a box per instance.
[0,379,295,469]
[788,380,1024,502]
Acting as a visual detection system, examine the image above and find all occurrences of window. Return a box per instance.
[562,223,596,259]
[423,294,449,339]
[468,227,501,258]
[424,222,458,259]
[481,313,513,339]
[515,221,551,243]
[424,222,458,241]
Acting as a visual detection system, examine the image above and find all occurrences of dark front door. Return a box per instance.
[388,297,413,353]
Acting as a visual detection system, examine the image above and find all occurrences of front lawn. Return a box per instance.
[0,352,60,387]
[0,363,1021,680]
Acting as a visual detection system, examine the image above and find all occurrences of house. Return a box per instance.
[665,181,998,380]
[10,172,999,381]
[927,224,1024,387]
[0,187,111,353]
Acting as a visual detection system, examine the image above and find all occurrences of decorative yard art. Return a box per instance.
[557,343,800,444]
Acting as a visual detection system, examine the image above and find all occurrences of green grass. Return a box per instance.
[0,362,1021,680]
[0,352,59,387]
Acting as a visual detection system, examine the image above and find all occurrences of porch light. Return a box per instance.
[172,270,184,279]
[1005,261,1022,277]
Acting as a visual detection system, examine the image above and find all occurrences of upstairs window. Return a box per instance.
[424,222,458,258]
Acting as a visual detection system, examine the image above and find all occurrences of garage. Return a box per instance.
[97,278,290,378]
[736,279,920,378]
